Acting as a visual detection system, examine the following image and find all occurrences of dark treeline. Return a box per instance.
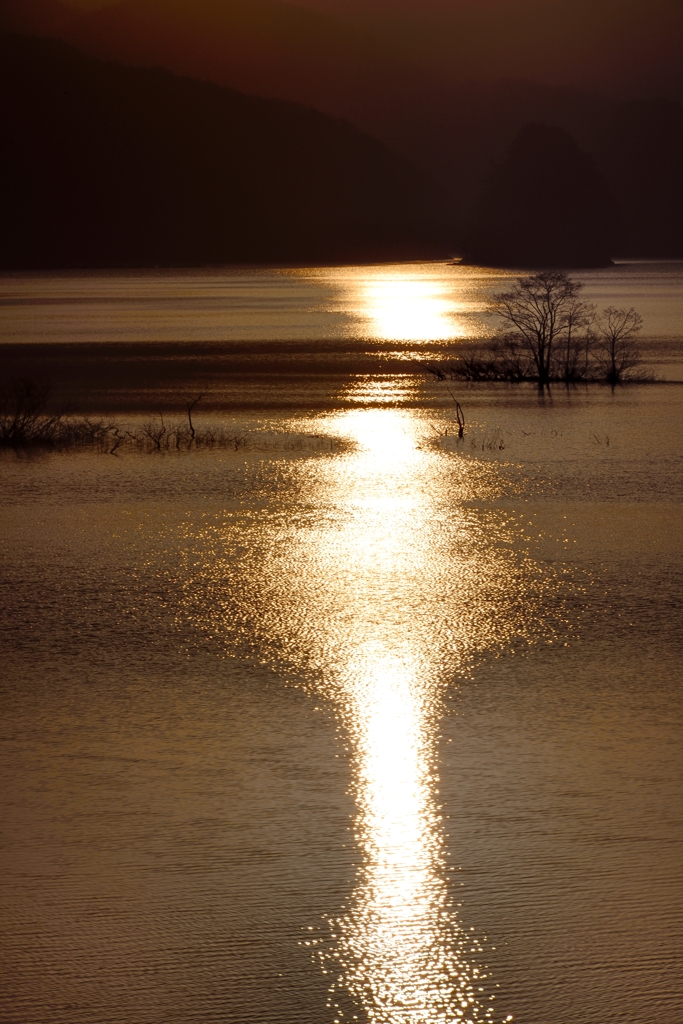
[0,33,445,268]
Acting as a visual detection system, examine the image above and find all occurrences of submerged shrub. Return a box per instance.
[0,378,59,444]
[0,381,246,452]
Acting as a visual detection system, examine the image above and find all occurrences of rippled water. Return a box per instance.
[2,260,683,356]
[1,260,683,1019]
[1,265,682,1024]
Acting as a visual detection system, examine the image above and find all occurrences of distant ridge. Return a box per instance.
[466,125,618,268]
[0,33,447,268]
[3,0,682,103]
[2,1,682,257]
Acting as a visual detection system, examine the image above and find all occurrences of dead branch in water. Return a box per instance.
[185,392,206,442]
[446,389,466,438]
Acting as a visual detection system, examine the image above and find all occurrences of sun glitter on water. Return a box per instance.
[321,642,502,1024]
[309,406,510,1024]
[360,276,468,342]
[178,397,564,1024]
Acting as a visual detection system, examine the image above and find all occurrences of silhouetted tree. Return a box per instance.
[428,273,648,384]
[492,272,594,386]
[592,307,644,384]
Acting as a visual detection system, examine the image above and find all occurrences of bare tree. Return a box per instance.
[592,306,644,384]
[185,392,206,443]
[446,389,466,437]
[557,299,597,382]
[141,415,167,450]
[492,272,594,386]
[0,378,60,444]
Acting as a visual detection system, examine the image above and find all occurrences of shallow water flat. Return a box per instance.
[1,374,681,1024]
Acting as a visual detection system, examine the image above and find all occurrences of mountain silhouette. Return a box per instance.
[0,32,446,269]
[3,0,682,103]
[466,124,618,267]
[2,0,682,258]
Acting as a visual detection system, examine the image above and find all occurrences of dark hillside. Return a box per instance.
[3,1,683,259]
[599,99,683,258]
[466,124,618,268]
[0,33,446,268]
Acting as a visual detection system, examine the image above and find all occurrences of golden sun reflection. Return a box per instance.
[180,399,556,1024]
[310,410,507,1022]
[330,642,494,1024]
[339,406,419,466]
[361,277,466,342]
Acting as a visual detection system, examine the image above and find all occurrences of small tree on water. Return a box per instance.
[592,306,644,385]
[427,273,647,385]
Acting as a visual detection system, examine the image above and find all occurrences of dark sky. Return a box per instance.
[33,0,683,97]
[6,0,683,99]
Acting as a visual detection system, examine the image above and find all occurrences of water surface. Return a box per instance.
[2,260,682,364]
[1,266,682,1024]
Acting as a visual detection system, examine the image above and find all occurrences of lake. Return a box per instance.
[1,261,682,1024]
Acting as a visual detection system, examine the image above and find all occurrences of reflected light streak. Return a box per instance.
[361,277,467,342]
[317,408,501,1023]
[340,406,419,467]
[180,397,553,1023]
[331,643,492,1024]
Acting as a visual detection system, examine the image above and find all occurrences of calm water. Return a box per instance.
[2,261,683,374]
[1,264,682,1024]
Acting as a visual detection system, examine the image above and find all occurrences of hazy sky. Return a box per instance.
[10,0,683,102]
